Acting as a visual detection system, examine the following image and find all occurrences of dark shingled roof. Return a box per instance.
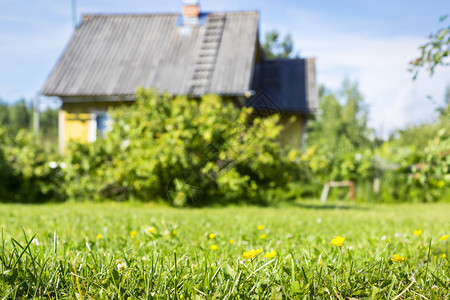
[250,59,319,114]
[41,12,259,97]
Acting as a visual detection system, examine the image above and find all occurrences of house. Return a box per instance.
[41,1,318,153]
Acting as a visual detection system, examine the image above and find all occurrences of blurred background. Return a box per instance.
[0,0,448,205]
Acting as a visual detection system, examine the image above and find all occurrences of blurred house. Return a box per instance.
[41,0,318,153]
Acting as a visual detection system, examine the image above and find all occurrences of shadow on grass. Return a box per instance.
[293,202,370,210]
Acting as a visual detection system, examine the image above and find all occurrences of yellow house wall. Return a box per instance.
[64,111,91,143]
[279,114,304,151]
[60,101,132,153]
[60,100,307,152]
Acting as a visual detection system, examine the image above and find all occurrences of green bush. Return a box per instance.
[0,127,65,203]
[382,128,450,202]
[65,89,298,206]
[287,128,449,203]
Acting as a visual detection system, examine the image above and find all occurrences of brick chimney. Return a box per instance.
[182,0,200,23]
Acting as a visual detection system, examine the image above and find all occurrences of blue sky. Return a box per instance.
[0,0,449,136]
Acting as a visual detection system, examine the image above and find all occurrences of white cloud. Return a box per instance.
[275,7,450,137]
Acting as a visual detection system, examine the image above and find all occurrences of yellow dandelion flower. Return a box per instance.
[243,248,263,259]
[440,234,449,241]
[96,234,102,240]
[259,234,266,239]
[172,230,178,235]
[264,250,277,258]
[148,227,156,234]
[130,230,137,238]
[442,254,446,258]
[209,233,216,239]
[257,225,264,230]
[210,245,218,251]
[243,249,256,259]
[413,229,422,236]
[229,239,234,244]
[331,236,345,247]
[391,254,407,262]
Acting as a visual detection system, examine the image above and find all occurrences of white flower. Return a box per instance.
[141,256,148,261]
[60,162,67,169]
[431,285,439,292]
[316,218,322,224]
[380,235,387,241]
[32,239,40,246]
[117,262,127,272]
[121,139,130,148]
[355,153,362,161]
[48,161,58,169]
[394,232,401,238]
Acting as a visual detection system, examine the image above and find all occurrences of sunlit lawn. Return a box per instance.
[0,201,448,299]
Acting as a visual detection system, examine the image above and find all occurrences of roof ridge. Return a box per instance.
[81,10,259,18]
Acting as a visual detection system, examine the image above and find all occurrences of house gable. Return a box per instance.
[41,12,259,98]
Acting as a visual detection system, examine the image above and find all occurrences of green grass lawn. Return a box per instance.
[0,202,449,299]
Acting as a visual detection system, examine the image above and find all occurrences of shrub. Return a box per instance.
[65,89,298,206]
[0,127,65,203]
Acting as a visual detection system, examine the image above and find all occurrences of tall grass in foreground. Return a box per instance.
[0,202,448,299]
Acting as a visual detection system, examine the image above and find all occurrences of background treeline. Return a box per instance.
[0,99,58,152]
[297,81,450,203]
[0,84,448,205]
[1,24,448,205]
[0,99,62,202]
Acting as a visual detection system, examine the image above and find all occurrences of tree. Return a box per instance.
[306,79,373,152]
[262,29,297,59]
[0,99,59,152]
[301,80,378,187]
[64,89,298,206]
[0,99,32,135]
[40,107,59,153]
[0,101,11,126]
[409,15,450,79]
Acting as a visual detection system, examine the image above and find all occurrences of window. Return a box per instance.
[96,112,111,137]
[88,111,111,142]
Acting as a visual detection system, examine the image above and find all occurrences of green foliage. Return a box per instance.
[302,80,378,199]
[0,99,31,134]
[39,107,59,153]
[262,29,296,59]
[380,127,450,202]
[307,80,373,152]
[389,123,440,149]
[64,89,297,206]
[0,99,59,153]
[0,126,64,203]
[409,15,450,78]
[302,79,449,203]
[0,202,449,298]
